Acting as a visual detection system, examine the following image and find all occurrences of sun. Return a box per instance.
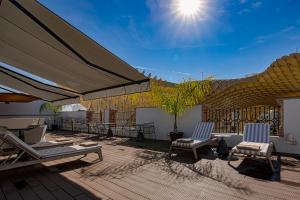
[174,0,207,19]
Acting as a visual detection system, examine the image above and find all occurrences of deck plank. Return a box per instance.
[0,187,6,200]
[51,189,74,200]
[0,179,23,200]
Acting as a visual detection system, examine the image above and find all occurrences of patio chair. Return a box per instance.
[228,123,275,172]
[0,131,102,171]
[22,125,74,150]
[0,127,73,153]
[24,125,48,144]
[169,122,215,159]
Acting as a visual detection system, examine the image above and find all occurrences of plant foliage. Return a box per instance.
[151,78,212,132]
[39,102,62,114]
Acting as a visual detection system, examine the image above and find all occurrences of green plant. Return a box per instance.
[39,102,62,124]
[151,79,211,133]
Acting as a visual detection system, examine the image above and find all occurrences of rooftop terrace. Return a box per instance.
[1,132,299,200]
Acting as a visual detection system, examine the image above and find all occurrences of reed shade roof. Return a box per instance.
[0,0,149,104]
[204,53,300,108]
[0,93,39,103]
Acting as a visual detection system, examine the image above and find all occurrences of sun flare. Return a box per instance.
[175,0,206,18]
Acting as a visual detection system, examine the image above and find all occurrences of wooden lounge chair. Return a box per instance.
[169,122,215,159]
[0,131,102,171]
[228,123,275,172]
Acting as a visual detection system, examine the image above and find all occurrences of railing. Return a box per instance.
[0,114,139,136]
[203,106,281,135]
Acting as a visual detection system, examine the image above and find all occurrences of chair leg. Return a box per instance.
[98,149,103,161]
[192,148,198,160]
[168,146,173,158]
[267,156,275,172]
[228,152,233,164]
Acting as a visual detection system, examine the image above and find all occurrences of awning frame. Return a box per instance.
[0,65,80,99]
[9,0,138,83]
[0,0,150,104]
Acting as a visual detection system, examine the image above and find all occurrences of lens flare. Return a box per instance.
[174,0,207,20]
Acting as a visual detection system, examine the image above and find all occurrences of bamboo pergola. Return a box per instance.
[204,53,300,108]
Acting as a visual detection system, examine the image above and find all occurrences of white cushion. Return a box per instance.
[172,139,210,148]
[38,145,101,158]
[232,141,272,157]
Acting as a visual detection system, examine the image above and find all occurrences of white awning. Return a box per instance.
[0,0,149,104]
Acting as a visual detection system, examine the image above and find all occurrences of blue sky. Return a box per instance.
[10,0,300,83]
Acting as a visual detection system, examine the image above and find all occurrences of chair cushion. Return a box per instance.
[31,140,74,149]
[236,142,261,151]
[172,139,210,148]
[232,141,272,157]
[80,141,99,147]
[176,138,194,143]
[38,145,101,158]
[55,138,71,142]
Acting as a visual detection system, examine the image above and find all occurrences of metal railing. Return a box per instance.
[203,106,281,135]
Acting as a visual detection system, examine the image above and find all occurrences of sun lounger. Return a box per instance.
[31,140,74,150]
[169,122,215,159]
[0,131,102,171]
[228,123,275,172]
[1,126,74,150]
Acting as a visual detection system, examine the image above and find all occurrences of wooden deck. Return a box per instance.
[1,133,300,200]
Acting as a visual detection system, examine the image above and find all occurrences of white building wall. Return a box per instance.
[58,111,86,120]
[0,100,47,116]
[279,99,300,154]
[104,109,110,124]
[136,105,202,140]
[0,100,87,119]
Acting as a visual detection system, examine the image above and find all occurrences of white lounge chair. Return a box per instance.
[24,125,48,144]
[23,125,74,149]
[30,140,74,150]
[0,131,102,171]
[169,122,215,159]
[228,123,275,172]
[0,126,73,150]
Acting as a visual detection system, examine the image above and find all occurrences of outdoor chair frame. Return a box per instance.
[169,122,216,159]
[228,123,275,172]
[0,132,102,172]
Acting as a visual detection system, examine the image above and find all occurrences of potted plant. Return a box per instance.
[151,79,211,142]
[40,102,62,130]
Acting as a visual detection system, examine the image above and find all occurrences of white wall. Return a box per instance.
[279,99,300,154]
[136,105,202,140]
[104,109,110,124]
[58,110,86,120]
[0,100,87,119]
[0,100,47,116]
